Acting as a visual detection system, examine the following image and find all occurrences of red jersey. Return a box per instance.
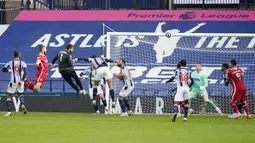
[227,67,246,91]
[36,53,48,73]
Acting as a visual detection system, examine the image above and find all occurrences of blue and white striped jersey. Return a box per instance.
[87,57,108,69]
[4,59,27,83]
[82,67,105,88]
[173,67,191,88]
[120,66,134,87]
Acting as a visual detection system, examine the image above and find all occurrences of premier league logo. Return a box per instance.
[179,12,196,20]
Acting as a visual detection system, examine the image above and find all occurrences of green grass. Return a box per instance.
[0,112,254,143]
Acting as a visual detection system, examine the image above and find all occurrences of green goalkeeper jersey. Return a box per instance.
[191,71,208,90]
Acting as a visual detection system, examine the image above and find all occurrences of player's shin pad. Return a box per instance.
[119,99,126,113]
[92,88,97,100]
[6,99,12,112]
[110,89,115,101]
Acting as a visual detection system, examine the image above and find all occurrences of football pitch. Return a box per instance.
[0,112,254,143]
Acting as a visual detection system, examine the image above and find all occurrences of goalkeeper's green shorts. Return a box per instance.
[190,89,208,99]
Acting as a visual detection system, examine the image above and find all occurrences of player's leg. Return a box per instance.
[5,83,16,116]
[70,69,85,92]
[239,90,251,119]
[60,70,80,93]
[97,86,107,108]
[32,71,44,92]
[172,88,183,122]
[230,91,242,119]
[104,67,115,107]
[183,87,190,122]
[17,82,27,114]
[202,91,222,114]
[24,78,37,92]
[188,90,198,116]
[122,86,134,116]
[119,86,129,116]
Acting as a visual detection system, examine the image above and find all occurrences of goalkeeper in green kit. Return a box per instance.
[189,63,222,114]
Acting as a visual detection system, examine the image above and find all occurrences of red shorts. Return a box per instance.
[231,89,246,102]
[35,71,47,88]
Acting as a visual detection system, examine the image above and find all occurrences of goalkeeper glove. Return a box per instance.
[200,86,206,90]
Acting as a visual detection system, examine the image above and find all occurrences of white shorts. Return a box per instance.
[94,67,113,81]
[174,87,190,102]
[119,86,134,98]
[88,86,104,99]
[7,82,24,94]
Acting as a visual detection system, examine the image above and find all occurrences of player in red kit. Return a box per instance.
[25,45,48,92]
[221,60,251,119]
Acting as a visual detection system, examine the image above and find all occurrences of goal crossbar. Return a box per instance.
[107,32,255,37]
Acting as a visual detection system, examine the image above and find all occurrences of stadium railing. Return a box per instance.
[1,0,255,24]
[21,0,255,11]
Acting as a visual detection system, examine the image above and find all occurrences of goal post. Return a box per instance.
[106,32,255,115]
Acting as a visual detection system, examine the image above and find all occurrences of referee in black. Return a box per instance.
[51,44,86,95]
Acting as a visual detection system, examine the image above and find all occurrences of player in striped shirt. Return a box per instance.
[166,60,193,122]
[77,55,117,107]
[113,59,134,116]
[79,67,107,114]
[2,51,27,116]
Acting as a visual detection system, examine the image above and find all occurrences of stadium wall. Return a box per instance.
[0,10,255,114]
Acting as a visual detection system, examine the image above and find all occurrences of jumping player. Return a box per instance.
[77,55,117,107]
[166,60,193,122]
[51,44,86,95]
[2,51,27,116]
[190,63,222,114]
[79,66,107,114]
[113,59,134,116]
[25,45,48,92]
[221,60,251,119]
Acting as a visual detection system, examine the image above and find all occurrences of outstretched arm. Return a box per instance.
[113,73,126,79]
[166,70,177,84]
[155,22,167,33]
[185,22,206,33]
[77,57,89,61]
[52,53,58,65]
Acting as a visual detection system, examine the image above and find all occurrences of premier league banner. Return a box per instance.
[0,10,255,97]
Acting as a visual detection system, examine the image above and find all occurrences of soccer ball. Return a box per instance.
[166,32,171,38]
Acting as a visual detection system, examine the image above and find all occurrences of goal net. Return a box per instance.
[106,32,255,115]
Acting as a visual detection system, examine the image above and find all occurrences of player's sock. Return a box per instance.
[93,88,97,100]
[124,99,130,111]
[180,102,185,108]
[205,99,217,109]
[242,102,250,115]
[94,105,98,112]
[24,79,36,90]
[119,99,126,113]
[19,95,25,105]
[110,89,115,101]
[238,104,243,114]
[173,104,178,114]
[231,101,240,114]
[177,105,181,114]
[102,99,107,107]
[6,98,12,112]
[184,105,189,118]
